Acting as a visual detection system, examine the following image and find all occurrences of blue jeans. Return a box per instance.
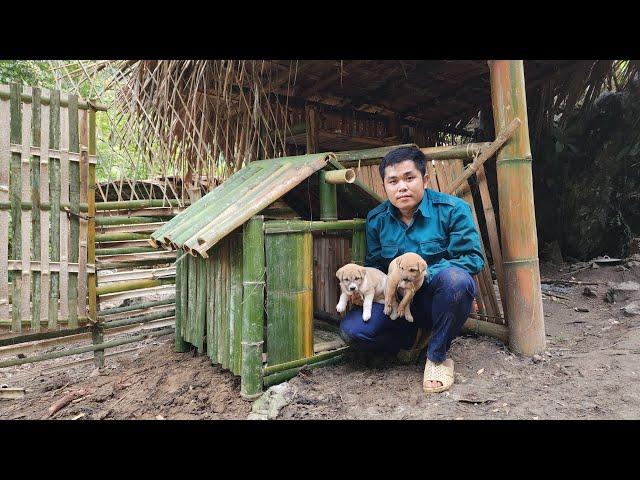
[339,267,476,362]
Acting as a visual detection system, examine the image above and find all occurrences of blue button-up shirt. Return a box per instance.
[364,188,485,282]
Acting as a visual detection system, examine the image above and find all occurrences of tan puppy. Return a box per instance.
[336,263,387,321]
[384,252,428,322]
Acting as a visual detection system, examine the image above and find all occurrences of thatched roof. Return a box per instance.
[54,60,640,188]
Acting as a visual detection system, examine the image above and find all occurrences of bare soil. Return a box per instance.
[1,262,639,420]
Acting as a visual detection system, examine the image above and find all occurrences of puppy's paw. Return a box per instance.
[362,310,371,322]
[383,304,392,316]
[336,302,346,314]
[389,310,399,320]
[405,313,414,322]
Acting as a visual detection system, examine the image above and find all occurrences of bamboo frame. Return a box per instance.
[489,60,545,356]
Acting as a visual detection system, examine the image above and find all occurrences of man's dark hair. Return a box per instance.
[378,146,426,180]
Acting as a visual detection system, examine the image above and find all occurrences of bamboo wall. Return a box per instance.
[0,85,96,333]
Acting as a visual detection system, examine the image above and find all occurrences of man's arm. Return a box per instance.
[364,217,385,271]
[428,202,485,281]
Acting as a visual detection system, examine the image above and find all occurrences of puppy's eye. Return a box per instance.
[410,268,418,272]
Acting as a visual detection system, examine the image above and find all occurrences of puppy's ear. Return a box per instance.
[357,266,366,278]
[336,266,344,280]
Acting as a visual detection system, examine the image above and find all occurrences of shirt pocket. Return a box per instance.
[419,239,448,263]
[381,244,399,259]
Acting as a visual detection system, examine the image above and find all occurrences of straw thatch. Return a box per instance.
[50,60,640,190]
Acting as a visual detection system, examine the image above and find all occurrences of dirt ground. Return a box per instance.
[1,261,639,420]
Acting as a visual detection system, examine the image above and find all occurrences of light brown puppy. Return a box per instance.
[336,263,387,321]
[384,252,428,322]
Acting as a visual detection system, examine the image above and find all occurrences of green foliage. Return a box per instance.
[0,60,56,88]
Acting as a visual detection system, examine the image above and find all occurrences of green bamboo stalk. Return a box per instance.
[222,239,231,369]
[263,348,348,375]
[0,201,88,211]
[95,199,188,211]
[181,250,190,351]
[102,308,175,330]
[0,324,89,347]
[240,216,265,400]
[351,223,366,266]
[0,316,90,327]
[30,87,41,332]
[174,252,187,352]
[319,170,337,221]
[206,245,220,363]
[97,297,175,318]
[96,258,177,270]
[9,84,22,333]
[186,255,197,347]
[154,165,266,245]
[95,216,167,226]
[48,89,60,328]
[0,89,108,111]
[95,246,157,256]
[95,232,150,242]
[88,109,97,324]
[264,219,365,234]
[95,277,175,296]
[0,327,175,369]
[334,144,416,163]
[231,233,244,375]
[68,94,80,328]
[262,355,345,388]
[195,256,206,353]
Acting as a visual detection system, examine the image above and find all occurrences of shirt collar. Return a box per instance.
[386,189,431,219]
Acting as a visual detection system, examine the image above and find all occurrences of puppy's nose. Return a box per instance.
[403,277,411,282]
[348,285,356,291]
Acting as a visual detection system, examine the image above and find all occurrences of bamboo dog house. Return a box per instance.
[150,132,519,399]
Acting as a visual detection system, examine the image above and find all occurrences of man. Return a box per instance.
[339,146,485,393]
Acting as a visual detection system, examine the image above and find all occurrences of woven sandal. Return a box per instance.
[423,358,455,394]
[397,329,432,364]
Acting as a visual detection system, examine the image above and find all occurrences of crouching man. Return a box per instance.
[339,146,485,394]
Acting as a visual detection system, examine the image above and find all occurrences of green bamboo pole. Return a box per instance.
[240,216,265,400]
[0,324,89,347]
[48,89,60,328]
[102,308,175,330]
[186,255,197,347]
[489,60,545,356]
[351,222,367,266]
[9,84,22,333]
[204,249,213,358]
[181,250,191,352]
[95,232,150,242]
[319,170,337,221]
[95,246,157,256]
[0,89,108,111]
[68,94,80,328]
[88,109,97,324]
[262,355,345,388]
[0,316,89,328]
[207,250,217,363]
[95,199,188,211]
[96,258,177,270]
[174,252,188,352]
[231,233,244,375]
[0,327,174,369]
[264,219,365,234]
[95,277,175,296]
[30,87,41,332]
[217,241,229,369]
[0,201,88,211]
[195,256,206,353]
[95,216,167,226]
[334,144,417,163]
[263,347,348,375]
[97,297,175,318]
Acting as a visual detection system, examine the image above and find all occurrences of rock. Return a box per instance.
[591,262,599,269]
[247,413,268,420]
[621,301,640,317]
[583,287,598,297]
[249,383,295,420]
[532,354,543,364]
[541,241,564,265]
[615,281,640,292]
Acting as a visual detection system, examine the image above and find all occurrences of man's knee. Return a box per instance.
[433,267,475,293]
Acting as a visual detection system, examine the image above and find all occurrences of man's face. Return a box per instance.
[382,160,429,211]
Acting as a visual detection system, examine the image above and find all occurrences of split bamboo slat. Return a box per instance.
[195,255,206,354]
[185,254,197,349]
[48,89,61,327]
[39,92,50,326]
[67,94,80,328]
[265,229,313,365]
[78,109,89,320]
[206,248,217,363]
[0,86,9,322]
[230,232,244,376]
[9,84,23,332]
[59,95,70,319]
[19,87,32,330]
[30,88,41,331]
[174,253,187,352]
[88,110,96,322]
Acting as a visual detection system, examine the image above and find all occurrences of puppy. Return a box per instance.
[336,263,387,321]
[384,252,428,322]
